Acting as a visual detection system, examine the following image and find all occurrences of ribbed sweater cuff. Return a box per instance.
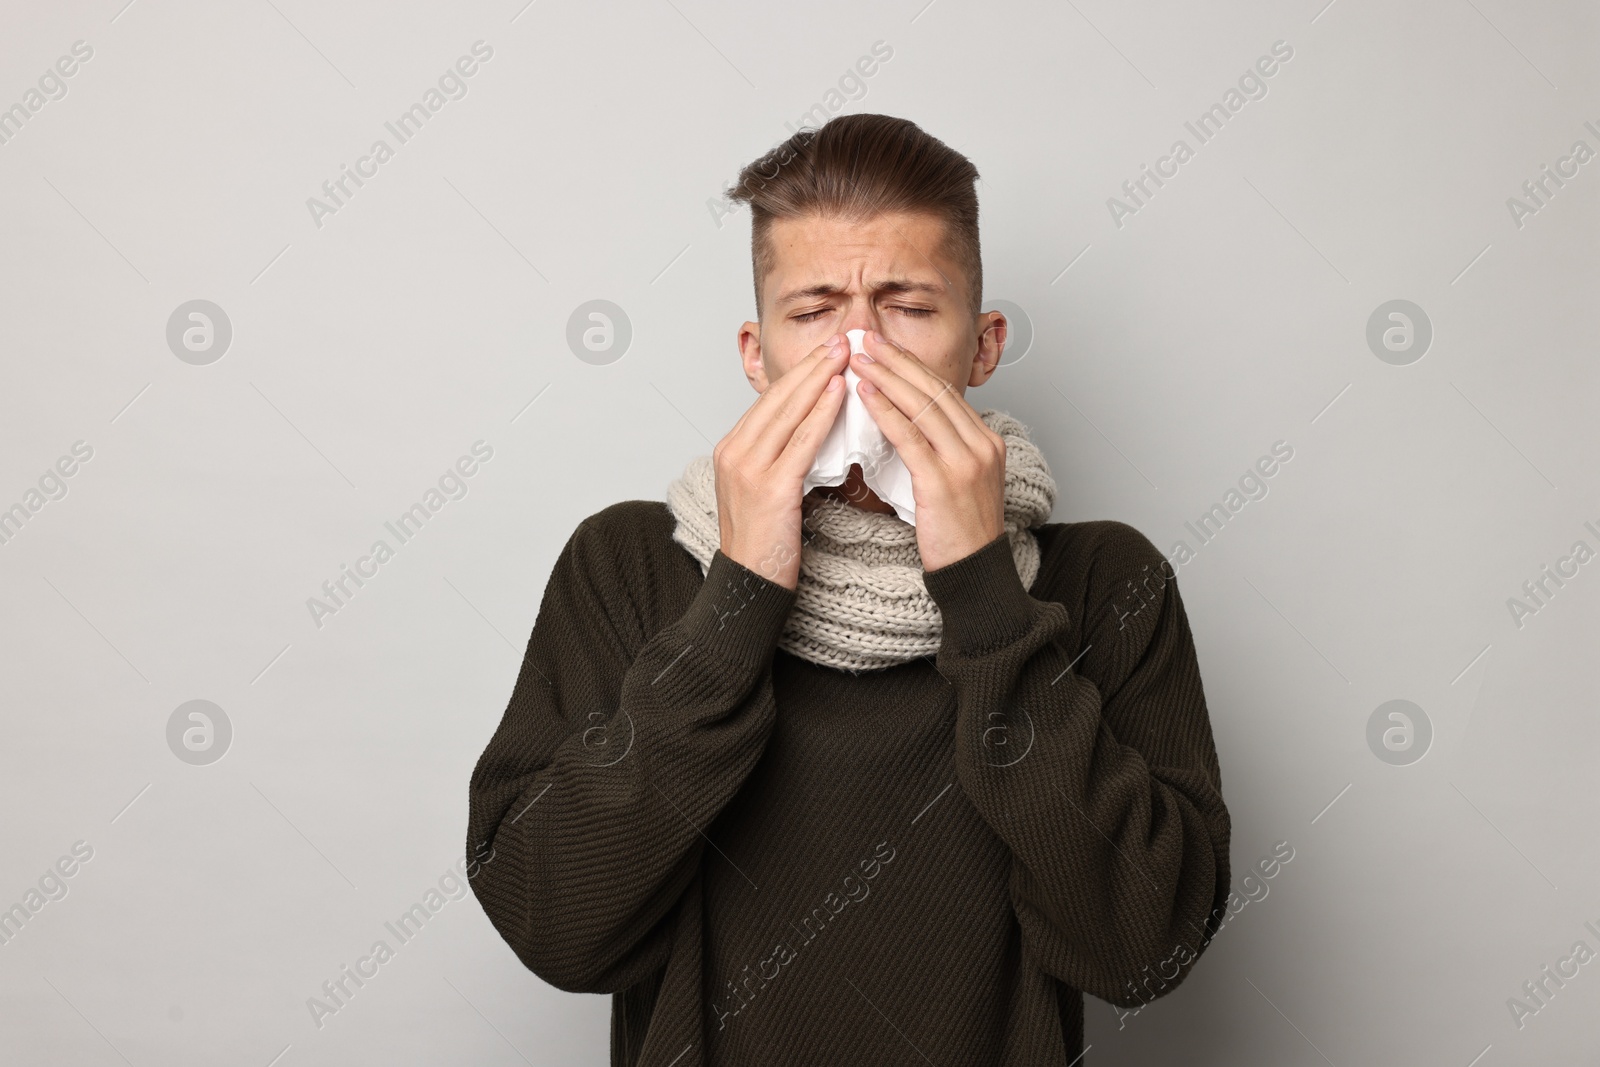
[677,549,796,670]
[923,532,1041,655]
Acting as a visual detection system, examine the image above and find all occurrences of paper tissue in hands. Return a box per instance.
[800,329,918,525]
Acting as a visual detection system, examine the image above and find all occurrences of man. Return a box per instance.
[467,114,1231,1066]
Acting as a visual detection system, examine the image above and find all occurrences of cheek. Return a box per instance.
[761,347,808,386]
[911,357,963,396]
[905,335,965,383]
[878,322,927,361]
[767,322,843,380]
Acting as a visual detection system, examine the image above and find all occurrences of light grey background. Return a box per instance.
[1,0,1596,1064]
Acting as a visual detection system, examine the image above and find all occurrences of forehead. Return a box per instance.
[762,211,956,302]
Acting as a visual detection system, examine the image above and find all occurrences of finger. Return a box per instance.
[854,377,940,474]
[719,354,842,521]
[774,371,848,477]
[734,336,840,438]
[852,346,969,460]
[744,336,849,464]
[860,374,1004,499]
[859,331,992,449]
[722,343,821,462]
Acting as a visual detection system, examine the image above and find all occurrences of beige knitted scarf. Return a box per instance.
[666,409,1058,672]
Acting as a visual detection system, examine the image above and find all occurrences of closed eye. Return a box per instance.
[793,305,930,322]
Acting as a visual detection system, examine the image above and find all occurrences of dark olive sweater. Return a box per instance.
[466,499,1231,1066]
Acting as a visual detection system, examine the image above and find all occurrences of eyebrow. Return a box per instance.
[775,279,945,307]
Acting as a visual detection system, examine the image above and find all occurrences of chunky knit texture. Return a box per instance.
[467,500,1232,1066]
[665,409,1059,672]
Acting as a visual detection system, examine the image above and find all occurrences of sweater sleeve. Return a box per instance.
[466,513,795,994]
[921,525,1232,1009]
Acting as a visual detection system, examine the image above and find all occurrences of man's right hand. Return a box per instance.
[714,334,850,591]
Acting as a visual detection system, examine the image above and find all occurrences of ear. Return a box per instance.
[969,311,1005,388]
[738,320,769,393]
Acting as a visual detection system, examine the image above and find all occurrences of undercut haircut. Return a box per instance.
[727,114,982,320]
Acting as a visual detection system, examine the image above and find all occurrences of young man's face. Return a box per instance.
[736,210,1006,396]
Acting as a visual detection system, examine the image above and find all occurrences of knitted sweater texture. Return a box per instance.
[466,499,1232,1066]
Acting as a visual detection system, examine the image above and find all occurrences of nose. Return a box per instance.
[838,308,881,341]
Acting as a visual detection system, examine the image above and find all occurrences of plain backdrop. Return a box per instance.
[0,0,1596,1064]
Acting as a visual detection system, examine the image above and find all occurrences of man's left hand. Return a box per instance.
[851,330,1006,572]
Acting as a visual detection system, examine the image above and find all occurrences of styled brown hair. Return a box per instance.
[727,114,982,319]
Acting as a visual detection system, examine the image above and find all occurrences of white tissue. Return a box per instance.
[800,328,918,525]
